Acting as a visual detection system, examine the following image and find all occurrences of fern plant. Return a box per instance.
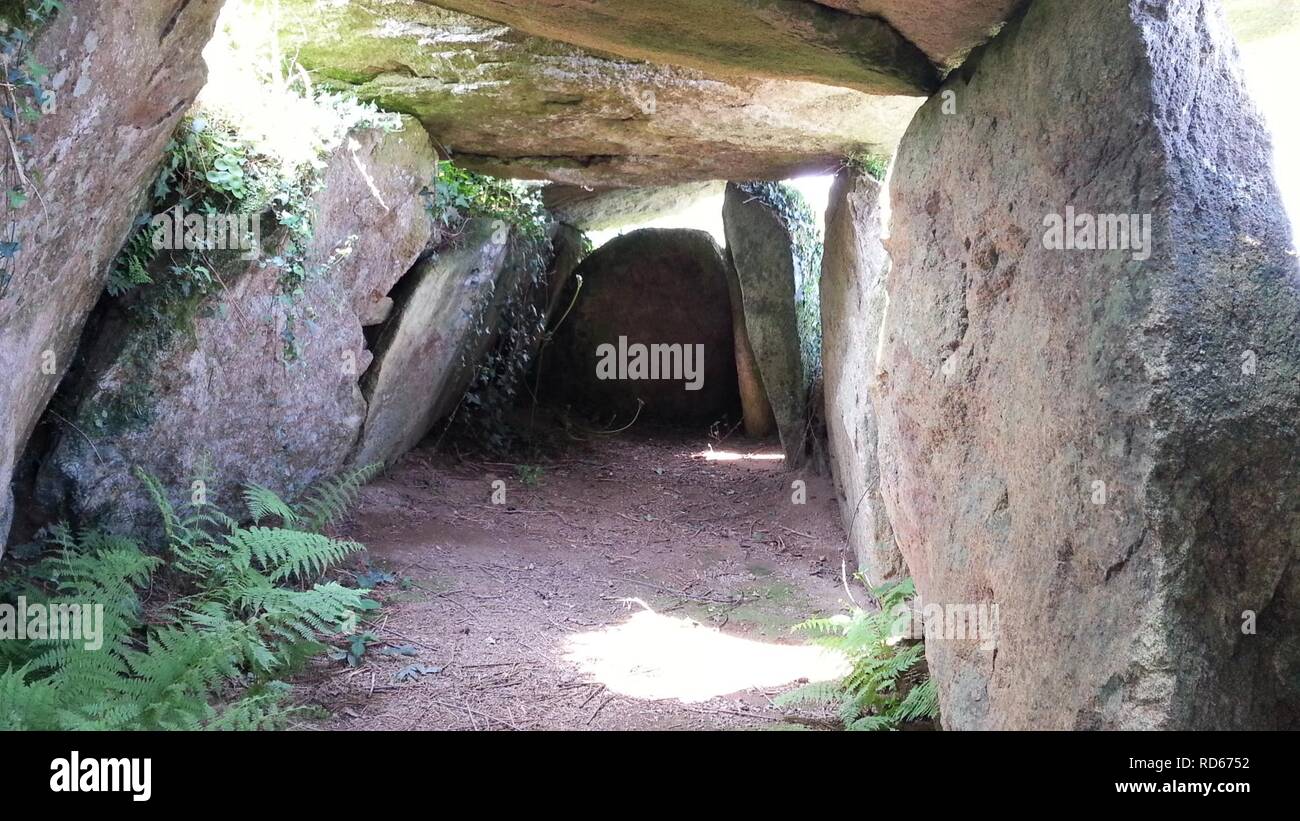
[776,578,939,731]
[0,466,380,730]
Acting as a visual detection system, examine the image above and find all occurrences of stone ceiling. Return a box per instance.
[418,0,944,94]
[420,0,1033,84]
[266,0,1293,189]
[271,0,922,187]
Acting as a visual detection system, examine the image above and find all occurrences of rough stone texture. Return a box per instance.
[0,0,222,553]
[0,489,11,555]
[815,1,1024,69]
[423,0,938,94]
[34,120,438,533]
[821,169,904,585]
[419,0,1296,83]
[356,218,537,467]
[457,0,1296,75]
[360,297,396,327]
[544,183,725,232]
[724,257,777,438]
[723,184,806,464]
[877,0,1300,729]
[267,0,921,187]
[546,229,740,425]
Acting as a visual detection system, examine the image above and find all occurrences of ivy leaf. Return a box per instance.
[7,188,27,209]
[24,57,49,81]
[0,241,20,258]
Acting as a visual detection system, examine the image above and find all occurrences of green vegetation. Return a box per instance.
[845,151,891,183]
[0,466,380,730]
[515,463,545,488]
[110,90,396,308]
[86,76,399,436]
[1226,0,1300,44]
[0,0,56,28]
[0,0,61,300]
[430,161,557,454]
[89,115,272,436]
[776,578,939,730]
[430,160,549,242]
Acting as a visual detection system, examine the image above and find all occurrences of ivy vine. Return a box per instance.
[736,180,824,387]
[427,161,558,454]
[86,86,398,435]
[0,0,61,301]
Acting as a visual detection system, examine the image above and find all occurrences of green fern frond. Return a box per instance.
[3,469,376,730]
[208,682,294,730]
[772,679,843,708]
[226,527,364,583]
[243,484,300,526]
[777,577,938,732]
[136,468,182,541]
[846,714,897,732]
[791,614,851,638]
[297,463,381,532]
[895,677,938,723]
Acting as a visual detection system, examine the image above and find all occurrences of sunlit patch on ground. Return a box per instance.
[692,448,785,462]
[562,604,847,703]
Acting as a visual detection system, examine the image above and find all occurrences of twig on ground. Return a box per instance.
[604,577,739,605]
[360,619,441,654]
[779,525,817,540]
[579,684,605,709]
[420,698,524,731]
[682,705,786,723]
[586,693,616,725]
[474,504,574,529]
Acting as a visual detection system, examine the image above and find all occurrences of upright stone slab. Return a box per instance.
[877,0,1300,729]
[723,183,807,464]
[724,257,777,438]
[821,169,905,585]
[544,183,725,233]
[0,0,222,553]
[33,121,437,534]
[545,228,740,425]
[356,219,538,468]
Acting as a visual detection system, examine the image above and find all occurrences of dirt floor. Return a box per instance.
[294,428,858,730]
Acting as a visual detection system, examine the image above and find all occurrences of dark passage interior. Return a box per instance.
[542,228,742,428]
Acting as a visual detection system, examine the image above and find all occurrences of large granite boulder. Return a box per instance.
[423,0,940,93]
[544,183,725,233]
[0,0,222,553]
[815,1,1024,70]
[722,183,808,464]
[262,0,922,187]
[32,119,438,533]
[876,0,1300,729]
[821,168,904,585]
[546,229,740,425]
[355,218,542,467]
